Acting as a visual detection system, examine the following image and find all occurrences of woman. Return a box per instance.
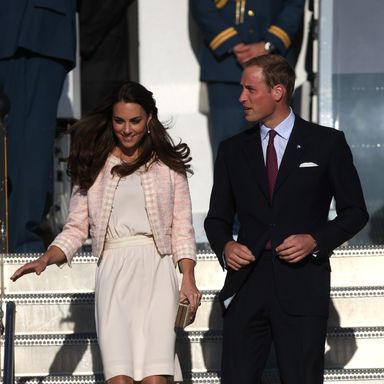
[11,81,201,384]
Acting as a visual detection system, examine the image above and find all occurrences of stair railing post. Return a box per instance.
[3,301,16,384]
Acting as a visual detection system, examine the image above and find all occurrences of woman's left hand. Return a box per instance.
[179,276,201,316]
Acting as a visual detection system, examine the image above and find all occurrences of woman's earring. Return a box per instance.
[147,125,151,134]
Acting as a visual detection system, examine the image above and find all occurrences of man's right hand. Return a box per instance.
[224,240,255,271]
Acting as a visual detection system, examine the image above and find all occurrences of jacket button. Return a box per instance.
[248,9,255,16]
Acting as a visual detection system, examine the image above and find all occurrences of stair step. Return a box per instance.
[187,368,384,384]
[192,287,384,330]
[325,327,384,369]
[8,333,102,376]
[323,368,384,383]
[329,286,384,328]
[5,286,384,334]
[4,253,98,294]
[179,328,384,371]
[12,368,384,384]
[330,247,384,287]
[5,292,96,334]
[197,246,384,288]
[4,246,384,294]
[3,245,384,381]
[5,327,384,375]
[14,375,105,384]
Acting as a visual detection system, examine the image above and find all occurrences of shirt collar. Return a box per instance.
[260,108,295,141]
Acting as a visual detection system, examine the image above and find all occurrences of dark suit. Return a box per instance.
[0,0,76,252]
[205,116,368,383]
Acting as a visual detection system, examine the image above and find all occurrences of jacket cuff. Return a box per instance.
[209,27,242,57]
[173,243,197,266]
[49,239,75,267]
[266,25,292,54]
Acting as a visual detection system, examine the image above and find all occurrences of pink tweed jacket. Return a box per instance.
[50,154,196,266]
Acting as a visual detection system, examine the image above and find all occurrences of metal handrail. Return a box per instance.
[3,301,16,384]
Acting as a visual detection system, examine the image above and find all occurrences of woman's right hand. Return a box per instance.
[10,246,66,282]
[10,256,48,282]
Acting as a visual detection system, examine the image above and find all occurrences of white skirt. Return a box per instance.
[95,235,182,382]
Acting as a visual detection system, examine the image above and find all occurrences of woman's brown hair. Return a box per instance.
[68,81,192,190]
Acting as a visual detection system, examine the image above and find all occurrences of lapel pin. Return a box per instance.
[297,145,302,149]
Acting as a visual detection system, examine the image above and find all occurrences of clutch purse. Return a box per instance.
[175,301,195,329]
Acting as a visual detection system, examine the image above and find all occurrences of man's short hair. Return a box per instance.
[243,55,296,102]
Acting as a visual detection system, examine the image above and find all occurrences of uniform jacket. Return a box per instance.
[190,0,305,82]
[205,116,369,316]
[51,155,197,266]
[0,0,76,69]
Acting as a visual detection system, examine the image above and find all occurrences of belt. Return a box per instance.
[104,235,154,250]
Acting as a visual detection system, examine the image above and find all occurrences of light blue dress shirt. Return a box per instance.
[260,108,295,167]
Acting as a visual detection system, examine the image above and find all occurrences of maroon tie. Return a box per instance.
[266,129,278,201]
[265,130,278,251]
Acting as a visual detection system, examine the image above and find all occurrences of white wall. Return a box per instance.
[138,1,212,242]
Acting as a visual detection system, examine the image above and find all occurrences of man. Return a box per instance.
[0,0,76,252]
[78,0,132,114]
[204,55,369,383]
[190,0,305,157]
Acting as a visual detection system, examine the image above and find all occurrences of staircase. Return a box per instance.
[1,245,384,383]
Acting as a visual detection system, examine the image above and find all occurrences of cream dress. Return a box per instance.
[94,172,183,382]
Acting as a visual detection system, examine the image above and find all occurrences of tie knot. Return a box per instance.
[268,129,277,141]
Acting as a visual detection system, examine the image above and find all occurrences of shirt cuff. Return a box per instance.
[311,247,320,259]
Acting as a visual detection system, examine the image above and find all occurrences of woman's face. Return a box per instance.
[112,101,150,157]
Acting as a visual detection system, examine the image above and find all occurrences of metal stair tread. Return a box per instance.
[3,246,384,380]
[4,286,384,305]
[6,326,384,345]
[13,368,384,384]
[3,244,384,264]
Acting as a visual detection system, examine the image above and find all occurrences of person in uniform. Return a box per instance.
[0,0,77,252]
[190,0,305,157]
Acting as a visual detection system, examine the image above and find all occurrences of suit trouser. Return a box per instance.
[221,251,328,384]
[0,53,67,252]
[207,82,249,160]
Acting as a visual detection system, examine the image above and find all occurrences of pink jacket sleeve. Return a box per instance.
[171,171,196,264]
[49,185,89,266]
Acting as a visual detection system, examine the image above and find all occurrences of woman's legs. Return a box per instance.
[106,375,168,384]
[106,375,133,384]
[142,375,168,384]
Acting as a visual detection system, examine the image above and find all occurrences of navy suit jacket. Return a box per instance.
[0,0,76,69]
[190,0,305,82]
[205,116,369,316]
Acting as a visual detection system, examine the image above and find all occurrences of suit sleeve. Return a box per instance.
[49,185,90,266]
[311,132,369,256]
[264,0,305,55]
[190,0,242,57]
[204,144,236,267]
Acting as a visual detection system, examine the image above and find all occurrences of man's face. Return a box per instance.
[239,66,277,125]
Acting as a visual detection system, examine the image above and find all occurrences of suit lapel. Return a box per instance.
[274,117,308,194]
[242,126,270,201]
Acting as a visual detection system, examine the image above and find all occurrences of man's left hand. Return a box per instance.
[276,234,317,263]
